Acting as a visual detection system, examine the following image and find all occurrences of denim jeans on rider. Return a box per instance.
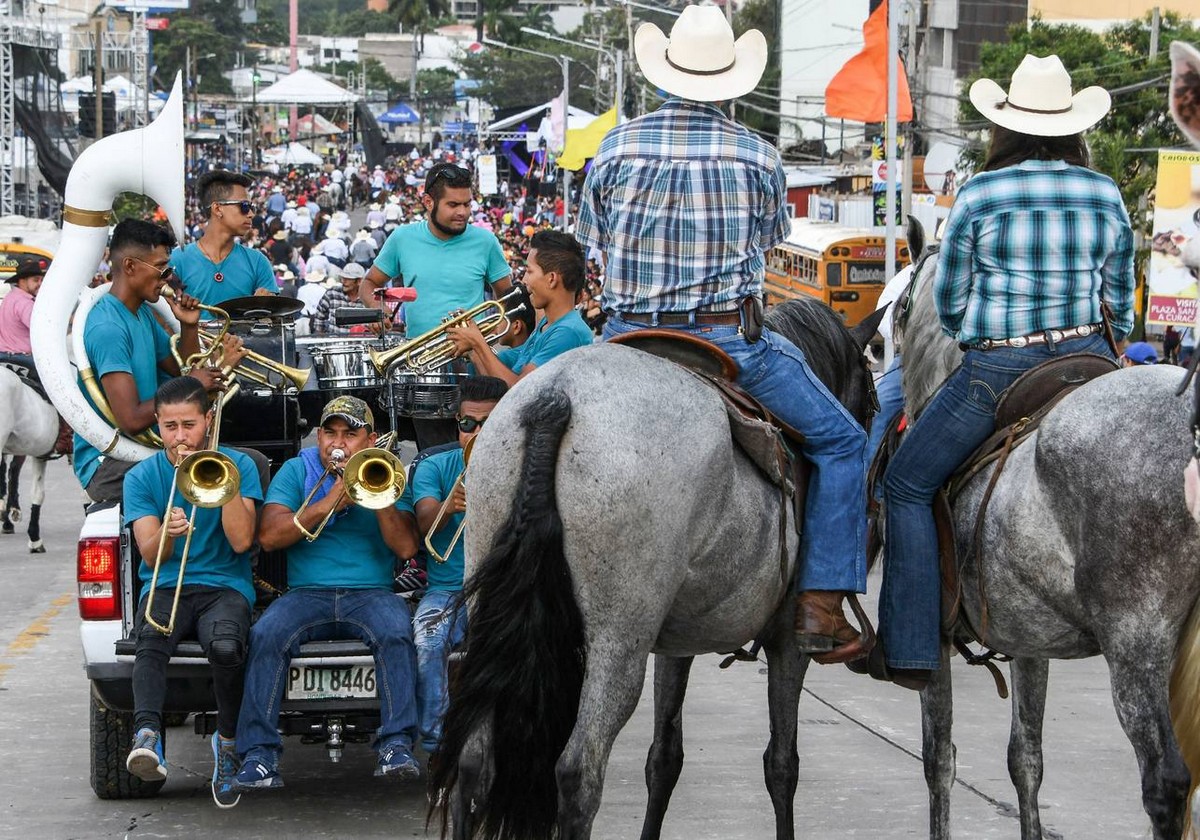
[866,357,904,472]
[604,314,868,593]
[880,333,1113,670]
[412,590,467,755]
[235,588,419,765]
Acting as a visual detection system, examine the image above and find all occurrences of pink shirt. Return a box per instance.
[0,286,35,353]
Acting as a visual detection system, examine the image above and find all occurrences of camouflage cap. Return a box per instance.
[319,395,374,431]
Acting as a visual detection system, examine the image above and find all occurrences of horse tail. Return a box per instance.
[429,387,585,840]
[1169,597,1200,836]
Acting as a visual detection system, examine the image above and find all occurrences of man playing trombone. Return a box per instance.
[234,396,422,790]
[123,377,263,808]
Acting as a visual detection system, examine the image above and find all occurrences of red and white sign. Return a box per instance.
[145,17,169,29]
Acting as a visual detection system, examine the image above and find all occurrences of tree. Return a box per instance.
[389,0,449,33]
[457,42,602,114]
[733,0,780,142]
[331,9,400,37]
[152,16,237,95]
[473,0,519,43]
[247,7,287,46]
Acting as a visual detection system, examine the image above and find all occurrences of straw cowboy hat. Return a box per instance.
[633,4,767,103]
[969,54,1111,137]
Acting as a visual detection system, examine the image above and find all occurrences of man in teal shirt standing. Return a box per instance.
[447,230,593,385]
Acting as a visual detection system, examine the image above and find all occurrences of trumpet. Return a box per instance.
[369,287,528,376]
[425,435,475,564]
[293,434,407,541]
[143,395,240,636]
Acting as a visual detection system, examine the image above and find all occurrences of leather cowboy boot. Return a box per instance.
[795,590,859,654]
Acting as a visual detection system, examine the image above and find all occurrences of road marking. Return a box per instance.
[0,593,73,686]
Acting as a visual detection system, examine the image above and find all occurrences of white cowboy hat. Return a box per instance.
[968,54,1111,137]
[633,5,767,103]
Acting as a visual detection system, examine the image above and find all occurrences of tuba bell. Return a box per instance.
[31,74,186,462]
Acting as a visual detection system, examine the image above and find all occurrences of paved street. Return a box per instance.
[0,457,1153,839]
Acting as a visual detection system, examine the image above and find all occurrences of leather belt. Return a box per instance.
[620,310,742,326]
[971,323,1102,351]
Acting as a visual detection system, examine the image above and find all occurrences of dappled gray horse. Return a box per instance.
[428,297,881,840]
[0,367,56,553]
[892,246,1200,839]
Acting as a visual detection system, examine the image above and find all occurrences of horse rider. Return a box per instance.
[233,396,422,790]
[0,255,49,378]
[122,376,262,809]
[410,375,508,761]
[359,162,513,450]
[73,219,238,504]
[875,55,1134,690]
[574,4,871,663]
[447,230,594,386]
[170,170,278,307]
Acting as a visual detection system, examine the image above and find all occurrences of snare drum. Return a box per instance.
[383,371,462,419]
[307,339,379,391]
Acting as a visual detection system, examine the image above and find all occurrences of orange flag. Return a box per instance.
[825,0,913,123]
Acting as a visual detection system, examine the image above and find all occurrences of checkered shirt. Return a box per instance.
[312,287,353,335]
[934,160,1135,345]
[574,99,790,314]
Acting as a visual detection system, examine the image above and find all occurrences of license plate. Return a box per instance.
[286,665,377,700]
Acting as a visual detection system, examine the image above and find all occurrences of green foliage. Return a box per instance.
[962,12,1200,233]
[247,7,287,45]
[388,0,450,33]
[733,0,780,142]
[112,192,159,224]
[328,8,400,37]
[457,43,601,113]
[152,10,238,95]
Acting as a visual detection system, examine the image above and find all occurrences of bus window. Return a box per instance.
[826,263,842,287]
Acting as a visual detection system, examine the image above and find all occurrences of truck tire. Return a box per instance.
[89,688,166,800]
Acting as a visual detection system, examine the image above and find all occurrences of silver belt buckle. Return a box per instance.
[1010,336,1029,348]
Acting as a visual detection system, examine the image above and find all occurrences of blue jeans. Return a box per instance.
[412,589,467,754]
[604,314,868,592]
[880,334,1112,669]
[235,588,418,764]
[866,357,904,473]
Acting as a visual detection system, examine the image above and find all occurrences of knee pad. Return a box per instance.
[208,635,245,669]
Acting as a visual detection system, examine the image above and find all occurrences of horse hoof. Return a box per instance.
[1,523,12,535]
[28,542,45,554]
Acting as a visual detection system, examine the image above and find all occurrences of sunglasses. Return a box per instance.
[130,256,175,281]
[428,164,471,187]
[214,199,256,215]
[456,415,487,433]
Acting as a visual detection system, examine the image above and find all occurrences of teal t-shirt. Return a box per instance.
[124,447,263,608]
[412,447,464,592]
[73,294,172,488]
[371,221,512,338]
[169,242,277,308]
[266,452,416,590]
[496,309,594,374]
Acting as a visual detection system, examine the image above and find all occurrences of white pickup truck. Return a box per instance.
[78,500,385,799]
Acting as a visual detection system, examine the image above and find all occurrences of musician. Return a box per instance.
[448,231,593,386]
[0,255,50,375]
[234,396,422,789]
[358,163,512,450]
[410,376,506,758]
[123,377,262,809]
[574,6,870,662]
[312,263,368,336]
[170,170,277,307]
[74,219,238,504]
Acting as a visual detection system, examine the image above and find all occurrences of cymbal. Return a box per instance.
[215,295,304,320]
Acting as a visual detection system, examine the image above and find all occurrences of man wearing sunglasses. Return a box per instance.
[359,163,512,449]
[409,375,507,762]
[170,170,277,307]
[74,219,244,504]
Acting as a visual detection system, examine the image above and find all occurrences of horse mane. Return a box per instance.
[764,296,875,427]
[896,254,962,419]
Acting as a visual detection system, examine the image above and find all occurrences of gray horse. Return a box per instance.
[427,298,881,840]
[890,244,1200,839]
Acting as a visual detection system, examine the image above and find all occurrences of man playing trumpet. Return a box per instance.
[234,396,422,790]
[123,377,263,808]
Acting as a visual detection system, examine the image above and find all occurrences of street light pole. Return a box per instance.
[521,26,623,122]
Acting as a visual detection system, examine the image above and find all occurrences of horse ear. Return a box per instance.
[1170,42,1200,148]
[905,215,925,262]
[849,306,888,349]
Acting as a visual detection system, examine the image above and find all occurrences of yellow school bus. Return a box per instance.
[765,219,909,325]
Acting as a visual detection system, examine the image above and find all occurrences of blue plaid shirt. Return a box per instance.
[935,160,1135,345]
[575,99,790,314]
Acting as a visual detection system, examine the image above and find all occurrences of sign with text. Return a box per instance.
[476,154,498,195]
[1148,149,1200,327]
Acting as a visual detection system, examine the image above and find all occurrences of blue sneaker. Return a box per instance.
[210,733,241,808]
[233,756,284,790]
[375,742,420,779]
[126,728,166,782]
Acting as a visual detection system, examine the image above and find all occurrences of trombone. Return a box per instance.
[425,435,475,564]
[293,433,407,541]
[369,287,527,376]
[143,391,241,636]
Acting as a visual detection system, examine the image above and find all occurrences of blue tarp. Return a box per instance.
[378,102,421,126]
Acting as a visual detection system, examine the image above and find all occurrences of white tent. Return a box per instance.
[261,142,325,166]
[253,69,360,105]
[485,101,597,134]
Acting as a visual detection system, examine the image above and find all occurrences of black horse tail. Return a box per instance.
[429,387,585,840]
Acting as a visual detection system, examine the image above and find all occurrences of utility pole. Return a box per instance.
[885,0,899,281]
[615,48,625,123]
[95,19,105,140]
[1150,6,1161,61]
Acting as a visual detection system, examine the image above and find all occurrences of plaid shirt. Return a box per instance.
[575,99,790,314]
[313,287,354,335]
[935,160,1135,345]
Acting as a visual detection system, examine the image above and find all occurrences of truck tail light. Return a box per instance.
[78,537,121,621]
